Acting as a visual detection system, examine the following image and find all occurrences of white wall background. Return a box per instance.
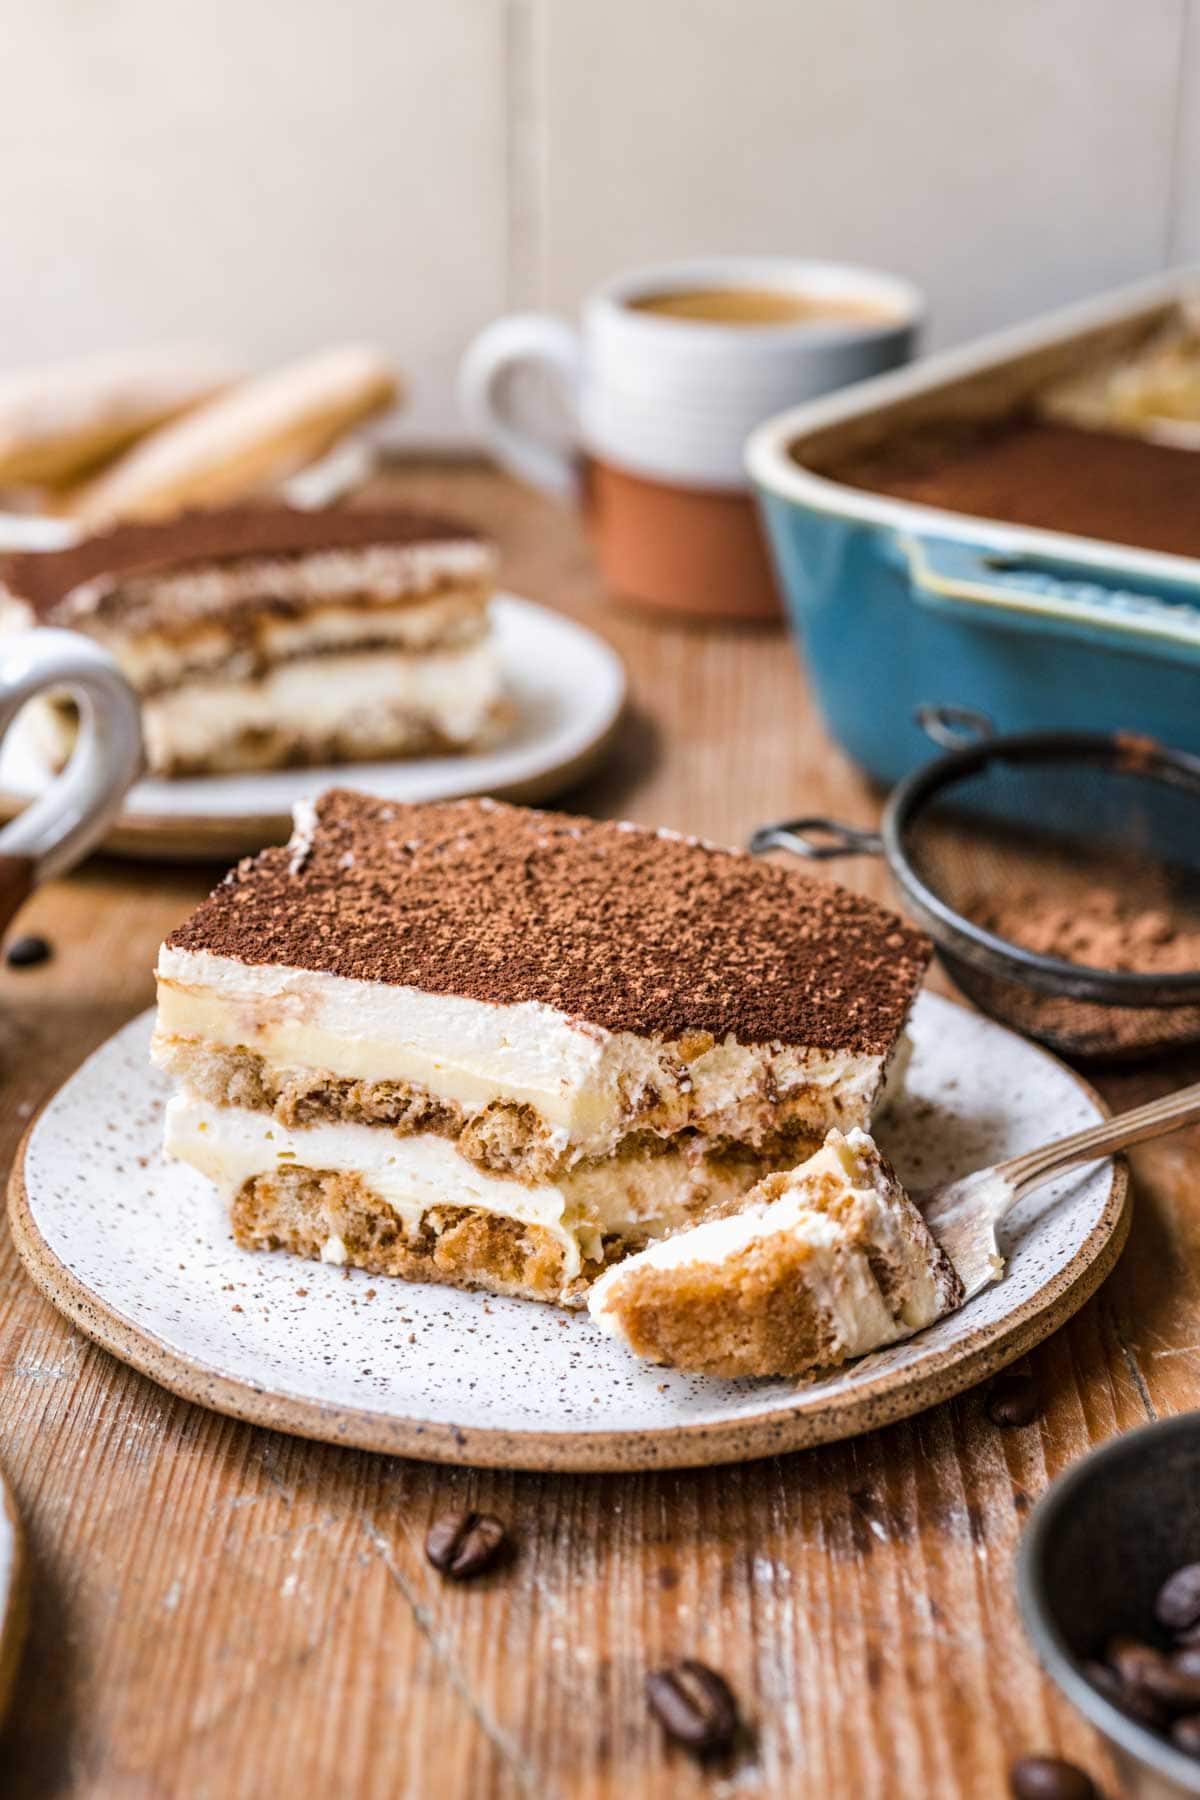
[0,0,1194,442]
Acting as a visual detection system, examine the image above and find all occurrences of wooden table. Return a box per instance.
[1,463,1195,1800]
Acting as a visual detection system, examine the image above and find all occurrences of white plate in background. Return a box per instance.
[0,594,627,860]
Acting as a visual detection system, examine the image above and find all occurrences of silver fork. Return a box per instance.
[921,1080,1200,1300]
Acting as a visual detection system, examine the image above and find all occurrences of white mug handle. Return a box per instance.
[459,314,582,499]
[0,629,143,891]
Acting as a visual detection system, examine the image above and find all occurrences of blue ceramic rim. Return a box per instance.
[1017,1412,1200,1795]
[879,728,1200,1007]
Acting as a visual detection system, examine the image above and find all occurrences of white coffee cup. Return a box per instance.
[0,630,143,933]
[461,257,923,617]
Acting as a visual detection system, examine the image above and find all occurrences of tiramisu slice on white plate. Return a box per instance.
[588,1127,963,1377]
[153,791,931,1307]
[0,504,504,776]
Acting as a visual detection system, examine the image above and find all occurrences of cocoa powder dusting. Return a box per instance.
[167,791,931,1052]
[0,503,482,620]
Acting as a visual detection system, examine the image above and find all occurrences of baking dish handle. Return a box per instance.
[903,534,1200,665]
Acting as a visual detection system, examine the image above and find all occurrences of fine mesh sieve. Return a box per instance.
[751,709,1200,1063]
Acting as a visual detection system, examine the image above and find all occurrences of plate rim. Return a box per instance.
[0,593,627,861]
[6,998,1130,1472]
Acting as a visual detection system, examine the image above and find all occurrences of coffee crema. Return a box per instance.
[628,286,896,327]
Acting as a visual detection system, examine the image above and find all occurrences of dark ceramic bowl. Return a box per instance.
[1018,1414,1200,1799]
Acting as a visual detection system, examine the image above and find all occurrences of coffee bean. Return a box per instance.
[423,1509,507,1580]
[1082,1659,1126,1707]
[986,1371,1041,1427]
[5,933,51,969]
[1156,1563,1200,1634]
[645,1660,739,1755]
[1146,1653,1200,1710]
[1108,1635,1165,1690]
[1083,1657,1166,1729]
[1108,1636,1200,1711]
[1008,1755,1096,1800]
[1172,1713,1200,1756]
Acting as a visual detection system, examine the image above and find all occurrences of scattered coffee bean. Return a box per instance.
[1156,1562,1200,1634]
[423,1509,507,1580]
[986,1371,1041,1427]
[645,1660,739,1756]
[1008,1756,1096,1800]
[1171,1713,1200,1756]
[5,933,51,969]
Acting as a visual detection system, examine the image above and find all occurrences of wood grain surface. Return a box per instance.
[1,461,1196,1799]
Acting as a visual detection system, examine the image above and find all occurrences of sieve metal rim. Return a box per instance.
[881,728,1200,1010]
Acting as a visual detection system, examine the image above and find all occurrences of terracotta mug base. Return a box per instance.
[582,458,782,621]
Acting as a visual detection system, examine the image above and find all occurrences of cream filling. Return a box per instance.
[154,945,887,1159]
[70,637,501,770]
[90,588,490,692]
[164,1093,768,1279]
[588,1128,946,1355]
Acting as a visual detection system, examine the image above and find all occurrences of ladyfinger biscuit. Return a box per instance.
[0,346,237,488]
[67,345,401,526]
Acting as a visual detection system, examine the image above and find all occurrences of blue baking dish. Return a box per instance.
[746,270,1200,786]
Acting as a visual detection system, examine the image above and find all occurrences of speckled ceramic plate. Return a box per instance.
[0,1467,27,1726]
[0,594,626,861]
[8,993,1128,1472]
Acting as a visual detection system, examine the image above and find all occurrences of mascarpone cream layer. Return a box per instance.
[164,1094,766,1278]
[588,1127,947,1355]
[97,588,491,693]
[154,945,885,1158]
[46,638,501,773]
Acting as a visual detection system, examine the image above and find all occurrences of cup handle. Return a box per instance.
[459,314,582,499]
[0,629,143,929]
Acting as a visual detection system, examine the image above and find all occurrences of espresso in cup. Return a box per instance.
[627,286,902,328]
[460,257,923,619]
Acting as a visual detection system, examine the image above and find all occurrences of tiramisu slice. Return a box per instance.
[588,1129,963,1378]
[153,792,931,1306]
[0,504,503,776]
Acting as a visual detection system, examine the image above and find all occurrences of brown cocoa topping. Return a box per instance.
[0,503,482,620]
[168,792,930,1052]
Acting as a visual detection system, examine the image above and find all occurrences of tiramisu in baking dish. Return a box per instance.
[153,792,931,1313]
[0,504,504,776]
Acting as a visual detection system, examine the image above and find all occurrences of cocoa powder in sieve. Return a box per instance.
[968,888,1200,976]
[960,885,1200,1057]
